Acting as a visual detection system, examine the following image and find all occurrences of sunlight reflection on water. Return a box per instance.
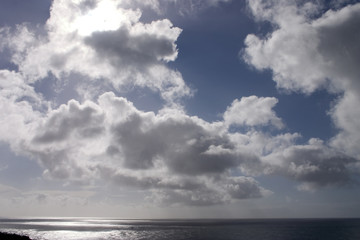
[2,229,144,240]
[1,218,360,240]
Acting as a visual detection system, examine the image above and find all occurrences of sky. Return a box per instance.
[0,0,360,218]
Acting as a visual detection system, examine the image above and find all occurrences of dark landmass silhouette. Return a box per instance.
[0,232,31,240]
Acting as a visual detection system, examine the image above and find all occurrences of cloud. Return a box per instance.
[35,93,232,176]
[243,0,360,161]
[0,0,359,208]
[169,0,232,14]
[148,176,269,206]
[263,138,357,191]
[128,0,233,15]
[0,183,93,210]
[84,22,179,67]
[224,176,270,199]
[0,70,43,148]
[0,75,353,204]
[0,0,190,103]
[329,91,360,159]
[0,76,356,205]
[23,90,355,198]
[15,92,268,205]
[33,100,105,143]
[243,0,360,94]
[224,96,284,129]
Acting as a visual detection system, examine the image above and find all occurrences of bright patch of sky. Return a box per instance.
[0,0,359,218]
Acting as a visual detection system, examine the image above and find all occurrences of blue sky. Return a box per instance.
[0,0,360,218]
[169,3,336,141]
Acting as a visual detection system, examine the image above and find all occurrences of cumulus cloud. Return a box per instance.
[224,96,284,129]
[0,0,359,208]
[0,70,43,148]
[0,0,190,103]
[34,100,105,143]
[243,0,360,162]
[0,73,355,204]
[243,0,360,94]
[21,90,355,199]
[329,91,360,159]
[20,92,270,205]
[263,138,357,191]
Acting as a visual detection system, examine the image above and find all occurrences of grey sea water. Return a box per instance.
[1,218,360,240]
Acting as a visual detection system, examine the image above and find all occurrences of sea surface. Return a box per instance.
[1,218,360,240]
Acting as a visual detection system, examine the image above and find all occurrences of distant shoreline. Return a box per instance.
[0,232,31,240]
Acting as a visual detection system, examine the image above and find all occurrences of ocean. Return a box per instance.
[1,218,360,240]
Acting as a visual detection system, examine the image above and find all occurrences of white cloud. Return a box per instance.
[0,70,43,148]
[329,91,360,159]
[23,91,355,195]
[243,1,326,93]
[243,0,360,161]
[0,0,191,103]
[0,80,349,202]
[0,78,356,205]
[0,0,359,209]
[224,96,284,129]
[17,92,268,205]
[243,1,360,94]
